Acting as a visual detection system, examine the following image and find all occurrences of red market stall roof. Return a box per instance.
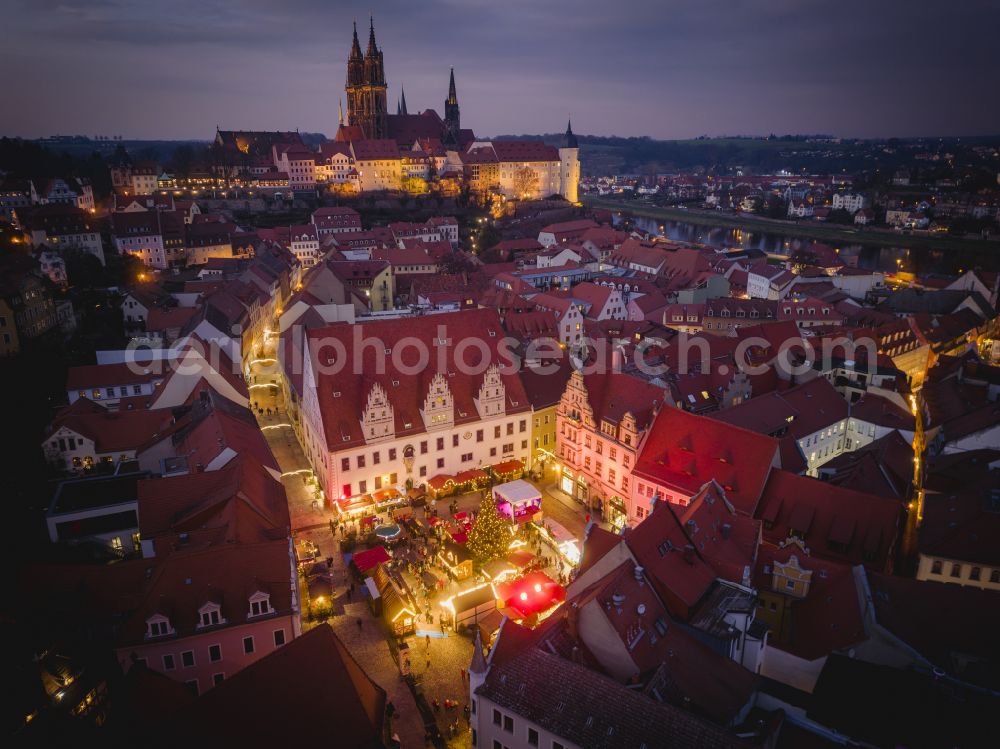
[454,468,488,484]
[352,546,391,574]
[495,571,565,619]
[453,511,468,521]
[427,474,453,491]
[450,531,468,545]
[490,459,524,476]
[508,549,536,568]
[428,516,442,527]
[339,494,374,513]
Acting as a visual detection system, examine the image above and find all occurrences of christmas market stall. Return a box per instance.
[492,479,542,525]
[489,459,525,483]
[453,468,490,493]
[507,548,537,570]
[371,562,419,637]
[494,571,565,623]
[481,558,516,583]
[350,545,391,576]
[373,487,405,511]
[427,474,455,499]
[336,492,375,517]
[442,583,499,630]
[437,539,473,581]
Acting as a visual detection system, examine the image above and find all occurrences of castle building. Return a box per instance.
[213,19,581,202]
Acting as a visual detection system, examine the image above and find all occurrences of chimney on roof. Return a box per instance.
[682,545,696,565]
[634,565,644,583]
[721,523,732,540]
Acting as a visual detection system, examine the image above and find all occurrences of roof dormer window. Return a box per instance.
[146,614,173,639]
[198,602,224,629]
[249,591,272,618]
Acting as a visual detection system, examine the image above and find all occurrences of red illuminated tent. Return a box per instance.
[351,546,391,574]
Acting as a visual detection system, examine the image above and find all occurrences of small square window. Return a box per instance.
[243,636,255,654]
[209,644,221,662]
[274,629,286,647]
[181,650,195,668]
[213,672,225,685]
[162,654,175,671]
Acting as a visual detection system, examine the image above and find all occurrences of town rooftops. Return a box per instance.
[306,308,530,451]
[753,544,864,661]
[488,140,560,163]
[117,538,293,646]
[351,139,401,160]
[635,407,781,516]
[137,455,289,547]
[477,618,747,749]
[755,470,901,570]
[165,623,385,746]
[711,377,848,443]
[45,397,180,454]
[66,362,165,392]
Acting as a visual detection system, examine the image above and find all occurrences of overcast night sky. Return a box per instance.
[2,0,999,141]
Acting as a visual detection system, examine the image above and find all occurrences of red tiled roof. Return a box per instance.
[137,456,289,545]
[169,623,384,746]
[572,559,756,723]
[117,539,294,645]
[351,139,400,161]
[635,407,781,515]
[45,398,180,453]
[66,362,165,391]
[490,140,560,163]
[755,470,901,570]
[351,546,391,573]
[306,309,530,452]
[145,306,196,332]
[569,282,616,317]
[175,402,280,474]
[711,377,848,442]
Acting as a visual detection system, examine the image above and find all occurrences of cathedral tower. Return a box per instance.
[443,68,461,147]
[345,18,388,139]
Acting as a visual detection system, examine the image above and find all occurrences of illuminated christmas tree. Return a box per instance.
[467,494,510,566]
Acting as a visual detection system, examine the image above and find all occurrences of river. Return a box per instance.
[616,214,996,276]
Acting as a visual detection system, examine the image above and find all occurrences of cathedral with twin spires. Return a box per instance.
[217,18,579,201]
[341,19,465,148]
[336,18,579,202]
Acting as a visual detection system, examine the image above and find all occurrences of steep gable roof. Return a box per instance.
[635,407,781,515]
[755,470,901,570]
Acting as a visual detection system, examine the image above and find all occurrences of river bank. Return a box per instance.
[583,196,1000,255]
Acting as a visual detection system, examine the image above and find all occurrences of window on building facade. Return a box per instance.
[243,636,255,654]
